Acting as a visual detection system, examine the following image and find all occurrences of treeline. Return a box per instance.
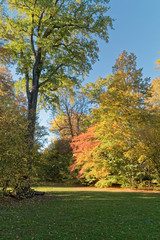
[0,0,114,198]
[1,51,160,193]
[41,51,160,188]
[1,0,160,199]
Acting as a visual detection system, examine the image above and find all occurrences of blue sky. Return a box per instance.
[39,0,160,146]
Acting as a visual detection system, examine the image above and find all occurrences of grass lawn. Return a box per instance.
[0,186,160,240]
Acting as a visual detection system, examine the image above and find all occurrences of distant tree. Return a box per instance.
[45,90,91,183]
[39,139,73,183]
[50,90,91,139]
[70,126,103,184]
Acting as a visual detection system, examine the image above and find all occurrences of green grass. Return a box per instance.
[0,187,160,240]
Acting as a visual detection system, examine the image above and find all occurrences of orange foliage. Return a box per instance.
[0,66,13,95]
[70,125,101,176]
[71,126,99,154]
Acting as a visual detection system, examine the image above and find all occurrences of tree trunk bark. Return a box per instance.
[27,84,38,149]
[26,54,42,173]
[26,54,41,149]
[19,50,42,198]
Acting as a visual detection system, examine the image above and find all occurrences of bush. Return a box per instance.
[37,140,75,183]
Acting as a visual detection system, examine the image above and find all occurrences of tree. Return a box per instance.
[47,90,91,183]
[93,51,151,187]
[0,66,31,198]
[0,66,47,198]
[70,125,102,184]
[71,51,152,187]
[50,90,91,139]
[0,0,113,151]
[141,76,160,182]
[38,139,73,183]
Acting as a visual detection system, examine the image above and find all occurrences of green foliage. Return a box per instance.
[38,140,74,183]
[95,179,112,188]
[0,66,43,198]
[0,66,30,194]
[95,175,121,188]
[0,1,113,173]
[0,0,113,101]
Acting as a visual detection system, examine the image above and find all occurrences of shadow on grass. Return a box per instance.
[1,187,160,240]
[1,186,160,204]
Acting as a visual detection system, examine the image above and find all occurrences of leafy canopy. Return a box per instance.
[71,51,152,187]
[1,0,113,100]
[0,66,29,193]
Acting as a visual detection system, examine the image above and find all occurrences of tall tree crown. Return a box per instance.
[1,0,113,95]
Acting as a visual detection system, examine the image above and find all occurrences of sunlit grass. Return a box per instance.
[0,187,160,240]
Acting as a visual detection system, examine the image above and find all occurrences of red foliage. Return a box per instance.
[71,126,99,153]
[70,126,101,175]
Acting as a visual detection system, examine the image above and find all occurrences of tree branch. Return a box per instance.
[38,63,64,88]
[43,21,90,39]
[30,0,38,58]
[38,10,45,37]
[31,13,36,58]
[55,0,59,5]
[25,72,31,102]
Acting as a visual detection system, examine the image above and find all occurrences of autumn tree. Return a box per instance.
[148,77,160,109]
[0,0,113,152]
[71,126,103,184]
[0,66,32,197]
[134,53,160,183]
[141,76,160,182]
[50,90,91,140]
[42,90,91,183]
[71,51,152,187]
[94,51,151,187]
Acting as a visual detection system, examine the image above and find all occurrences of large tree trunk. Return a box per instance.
[26,63,41,173]
[18,58,42,199]
[27,82,38,150]
[26,54,41,150]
